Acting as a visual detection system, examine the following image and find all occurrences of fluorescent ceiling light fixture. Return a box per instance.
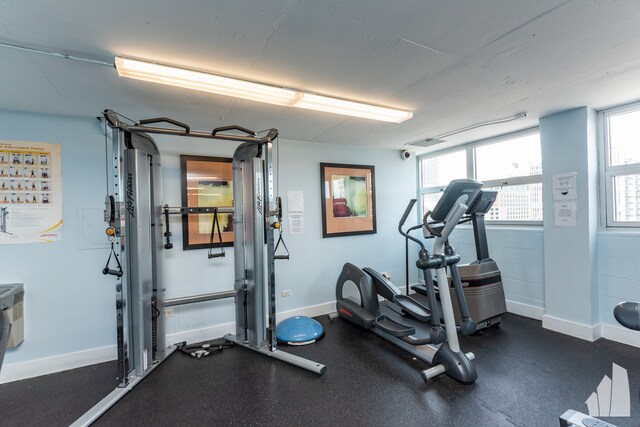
[115,56,412,123]
[294,93,412,122]
[115,57,298,106]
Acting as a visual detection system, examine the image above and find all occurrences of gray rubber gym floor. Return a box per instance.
[1,313,639,426]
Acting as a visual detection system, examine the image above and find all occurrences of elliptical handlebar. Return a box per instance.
[421,210,442,237]
[399,199,417,227]
[398,199,425,251]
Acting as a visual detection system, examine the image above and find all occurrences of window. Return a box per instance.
[419,149,467,215]
[600,104,640,227]
[418,129,542,224]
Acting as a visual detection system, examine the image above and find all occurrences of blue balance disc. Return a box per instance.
[276,316,324,345]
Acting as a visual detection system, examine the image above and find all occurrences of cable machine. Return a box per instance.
[73,110,324,426]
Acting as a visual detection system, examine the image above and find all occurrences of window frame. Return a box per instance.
[417,127,542,226]
[598,101,640,228]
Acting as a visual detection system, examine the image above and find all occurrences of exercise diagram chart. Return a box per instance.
[0,140,62,244]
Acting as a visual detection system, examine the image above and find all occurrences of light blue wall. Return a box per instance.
[598,233,640,326]
[436,106,640,342]
[540,107,599,326]
[0,109,417,368]
[5,103,638,373]
[0,110,115,365]
[269,139,417,310]
[449,227,545,309]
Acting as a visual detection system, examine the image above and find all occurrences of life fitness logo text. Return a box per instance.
[338,307,352,317]
[126,172,135,218]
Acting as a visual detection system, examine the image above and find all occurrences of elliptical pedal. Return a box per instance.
[392,294,432,322]
[374,315,415,337]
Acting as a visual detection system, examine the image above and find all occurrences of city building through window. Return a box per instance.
[417,129,542,225]
[600,103,640,227]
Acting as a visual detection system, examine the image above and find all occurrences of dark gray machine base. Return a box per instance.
[376,301,476,383]
[430,344,477,384]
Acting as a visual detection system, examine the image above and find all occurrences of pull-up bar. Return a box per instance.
[103,109,278,143]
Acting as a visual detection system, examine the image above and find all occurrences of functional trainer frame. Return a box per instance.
[73,110,324,426]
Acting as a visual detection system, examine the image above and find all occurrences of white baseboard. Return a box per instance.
[505,299,544,320]
[275,301,336,322]
[601,323,640,348]
[166,322,235,346]
[542,314,602,342]
[0,345,116,385]
[0,300,336,385]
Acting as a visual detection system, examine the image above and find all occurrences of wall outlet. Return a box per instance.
[281,290,292,297]
[164,308,174,318]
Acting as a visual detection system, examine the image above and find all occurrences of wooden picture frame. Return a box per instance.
[320,163,376,238]
[180,155,234,250]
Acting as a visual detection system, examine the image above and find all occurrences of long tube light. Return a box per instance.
[115,57,412,123]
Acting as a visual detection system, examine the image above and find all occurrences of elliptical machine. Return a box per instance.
[412,190,507,331]
[336,179,482,384]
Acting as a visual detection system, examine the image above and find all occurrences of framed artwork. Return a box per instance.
[180,155,234,250]
[320,163,376,238]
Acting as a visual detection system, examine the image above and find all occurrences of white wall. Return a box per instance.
[0,109,417,382]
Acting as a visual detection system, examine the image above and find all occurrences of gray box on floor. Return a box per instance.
[0,283,24,347]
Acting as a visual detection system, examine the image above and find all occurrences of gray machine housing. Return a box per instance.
[0,283,23,349]
[449,261,506,330]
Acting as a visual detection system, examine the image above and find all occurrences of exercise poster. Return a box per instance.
[0,140,62,244]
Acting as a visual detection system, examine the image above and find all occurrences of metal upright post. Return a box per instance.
[264,138,277,351]
[106,126,130,387]
[225,139,325,375]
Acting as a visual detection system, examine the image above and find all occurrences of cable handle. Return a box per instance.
[208,208,226,259]
[103,238,124,277]
[103,268,123,277]
[273,197,290,260]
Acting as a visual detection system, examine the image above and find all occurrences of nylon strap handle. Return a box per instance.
[274,228,290,260]
[103,241,124,277]
[208,208,226,259]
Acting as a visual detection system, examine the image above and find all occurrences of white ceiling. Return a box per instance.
[1,0,640,151]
